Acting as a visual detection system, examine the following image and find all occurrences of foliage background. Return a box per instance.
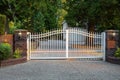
[0,0,120,32]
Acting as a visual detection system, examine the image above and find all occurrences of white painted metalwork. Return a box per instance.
[66,30,69,58]
[102,32,106,61]
[28,28,106,60]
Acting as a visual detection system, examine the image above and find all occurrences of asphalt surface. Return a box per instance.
[0,60,120,80]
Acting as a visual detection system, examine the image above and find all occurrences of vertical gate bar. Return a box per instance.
[32,33,33,51]
[38,32,39,50]
[91,32,92,49]
[49,30,51,52]
[90,32,92,49]
[88,32,89,49]
[61,29,63,56]
[41,32,42,50]
[38,32,40,50]
[34,32,36,50]
[60,29,61,51]
[50,30,51,52]
[85,31,87,56]
[89,32,90,49]
[93,32,95,51]
[31,33,32,51]
[91,32,93,51]
[28,32,30,55]
[99,32,100,49]
[96,32,97,50]
[33,32,37,50]
[39,32,41,50]
[98,32,100,49]
[56,29,58,51]
[58,29,60,51]
[76,28,78,56]
[93,32,94,51]
[58,29,59,51]
[88,32,90,49]
[61,30,63,50]
[47,30,48,51]
[96,32,98,50]
[86,32,88,54]
[62,30,63,50]
[100,32,102,53]
[98,32,100,52]
[91,32,92,56]
[66,30,69,58]
[61,30,64,50]
[102,32,106,61]
[77,29,79,56]
[74,29,75,55]
[34,32,38,50]
[57,29,59,51]
[51,30,53,52]
[46,31,47,50]
[73,29,74,56]
[29,32,31,60]
[48,30,49,52]
[34,32,37,50]
[27,32,29,60]
[97,32,98,51]
[75,29,77,51]
[59,29,60,51]
[44,32,45,51]
[37,32,38,50]
[37,32,39,50]
[48,30,50,51]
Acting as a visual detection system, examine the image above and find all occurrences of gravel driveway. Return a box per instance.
[0,60,120,80]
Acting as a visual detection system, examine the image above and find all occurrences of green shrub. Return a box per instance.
[0,14,6,35]
[0,43,12,60]
[114,48,120,58]
[13,48,22,58]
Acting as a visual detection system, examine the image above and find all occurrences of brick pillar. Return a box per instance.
[105,30,119,61]
[14,29,28,58]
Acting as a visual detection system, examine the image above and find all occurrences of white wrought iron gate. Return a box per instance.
[27,28,106,60]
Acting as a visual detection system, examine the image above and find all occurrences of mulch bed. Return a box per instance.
[107,56,120,65]
[0,57,27,67]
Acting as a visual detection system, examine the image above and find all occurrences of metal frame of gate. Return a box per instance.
[27,28,106,60]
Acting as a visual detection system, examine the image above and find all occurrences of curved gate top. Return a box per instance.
[27,28,106,60]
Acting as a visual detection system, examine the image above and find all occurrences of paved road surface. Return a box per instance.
[0,60,120,80]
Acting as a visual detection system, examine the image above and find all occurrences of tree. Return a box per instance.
[0,0,63,32]
[0,14,6,34]
[64,0,120,32]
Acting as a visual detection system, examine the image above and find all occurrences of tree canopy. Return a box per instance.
[0,0,120,32]
[0,0,64,32]
[64,0,120,32]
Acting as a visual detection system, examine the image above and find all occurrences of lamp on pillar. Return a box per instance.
[18,31,22,39]
[112,32,116,36]
[4,32,7,43]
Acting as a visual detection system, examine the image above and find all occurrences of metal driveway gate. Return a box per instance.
[27,28,106,60]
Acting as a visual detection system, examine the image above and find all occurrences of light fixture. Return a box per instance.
[18,31,22,36]
[112,32,116,36]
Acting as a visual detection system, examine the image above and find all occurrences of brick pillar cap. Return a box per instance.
[15,29,28,32]
[105,30,119,33]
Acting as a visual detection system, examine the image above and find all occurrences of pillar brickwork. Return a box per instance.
[14,29,28,58]
[105,30,119,61]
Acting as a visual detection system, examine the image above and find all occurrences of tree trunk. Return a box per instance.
[5,17,9,34]
[86,22,95,46]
